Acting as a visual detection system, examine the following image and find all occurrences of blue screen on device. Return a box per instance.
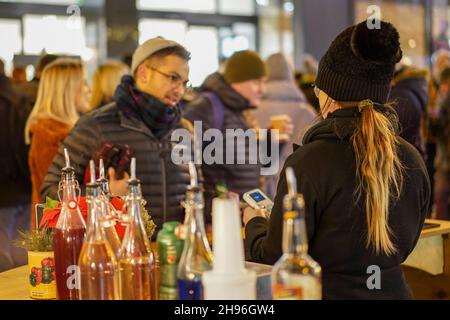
[250,191,265,202]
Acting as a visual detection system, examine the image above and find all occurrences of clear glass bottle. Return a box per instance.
[118,158,157,300]
[271,167,322,300]
[177,162,213,300]
[96,158,122,258]
[78,160,120,300]
[53,149,86,300]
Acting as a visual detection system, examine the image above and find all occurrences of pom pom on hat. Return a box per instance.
[350,19,402,64]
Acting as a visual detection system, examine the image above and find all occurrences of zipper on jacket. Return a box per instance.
[159,142,167,223]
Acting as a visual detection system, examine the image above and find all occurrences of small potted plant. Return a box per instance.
[14,206,56,300]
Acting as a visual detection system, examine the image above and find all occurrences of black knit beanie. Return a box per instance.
[315,19,403,104]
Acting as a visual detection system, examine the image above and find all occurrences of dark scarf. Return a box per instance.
[113,75,181,139]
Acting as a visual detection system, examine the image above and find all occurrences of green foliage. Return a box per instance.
[215,183,229,199]
[44,197,59,211]
[140,199,156,239]
[13,229,54,252]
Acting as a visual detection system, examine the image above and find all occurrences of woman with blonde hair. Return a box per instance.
[25,58,90,229]
[90,61,128,109]
[244,20,430,299]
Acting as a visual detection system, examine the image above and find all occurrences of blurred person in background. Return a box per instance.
[430,67,450,220]
[295,54,320,112]
[426,50,450,207]
[25,58,91,230]
[90,61,129,109]
[389,65,429,159]
[0,58,5,75]
[183,50,292,218]
[0,62,32,272]
[12,65,26,85]
[254,52,316,199]
[15,54,59,106]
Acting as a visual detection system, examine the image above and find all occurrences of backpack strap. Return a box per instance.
[201,91,224,130]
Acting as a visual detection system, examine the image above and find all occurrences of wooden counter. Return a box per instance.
[0,265,29,300]
[402,219,450,300]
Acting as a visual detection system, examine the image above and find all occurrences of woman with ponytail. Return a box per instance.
[243,20,431,299]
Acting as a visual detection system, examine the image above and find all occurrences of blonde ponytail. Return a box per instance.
[352,102,403,256]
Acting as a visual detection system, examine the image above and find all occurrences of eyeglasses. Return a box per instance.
[150,67,192,90]
[313,85,320,98]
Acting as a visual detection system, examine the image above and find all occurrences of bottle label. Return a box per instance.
[68,200,78,210]
[283,211,298,219]
[272,284,303,300]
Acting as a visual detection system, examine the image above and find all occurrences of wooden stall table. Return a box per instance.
[402,219,450,300]
[0,265,30,300]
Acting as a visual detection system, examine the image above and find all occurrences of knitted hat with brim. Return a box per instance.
[224,50,267,84]
[315,19,403,104]
[131,37,188,75]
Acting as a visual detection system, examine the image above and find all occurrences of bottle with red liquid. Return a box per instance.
[53,149,86,300]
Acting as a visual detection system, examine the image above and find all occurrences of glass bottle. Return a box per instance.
[96,158,122,258]
[271,167,322,300]
[118,158,157,300]
[53,148,86,300]
[78,160,120,300]
[177,162,213,300]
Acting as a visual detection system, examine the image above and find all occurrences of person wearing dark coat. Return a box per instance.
[0,73,32,271]
[183,51,270,219]
[41,38,196,235]
[244,20,430,299]
[389,66,429,158]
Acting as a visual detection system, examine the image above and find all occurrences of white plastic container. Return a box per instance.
[202,197,256,300]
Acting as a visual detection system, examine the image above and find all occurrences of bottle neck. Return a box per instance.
[124,181,148,241]
[61,172,79,203]
[86,186,101,236]
[282,194,308,255]
[185,188,207,241]
[98,179,110,198]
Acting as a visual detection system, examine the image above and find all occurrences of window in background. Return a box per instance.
[219,0,255,16]
[432,0,450,52]
[354,0,426,67]
[137,0,216,13]
[0,19,22,74]
[185,26,219,86]
[0,0,75,4]
[23,14,87,56]
[233,22,256,51]
[138,18,187,45]
[220,23,256,59]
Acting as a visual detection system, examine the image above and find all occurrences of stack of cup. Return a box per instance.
[202,197,256,299]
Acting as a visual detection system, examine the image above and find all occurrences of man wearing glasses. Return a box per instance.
[41,37,195,236]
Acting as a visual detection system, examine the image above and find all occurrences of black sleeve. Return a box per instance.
[40,115,101,200]
[244,155,321,265]
[259,129,287,168]
[408,153,432,257]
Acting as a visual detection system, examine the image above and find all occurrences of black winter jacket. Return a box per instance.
[245,107,431,299]
[389,68,428,158]
[0,74,32,206]
[182,73,261,216]
[41,103,193,234]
